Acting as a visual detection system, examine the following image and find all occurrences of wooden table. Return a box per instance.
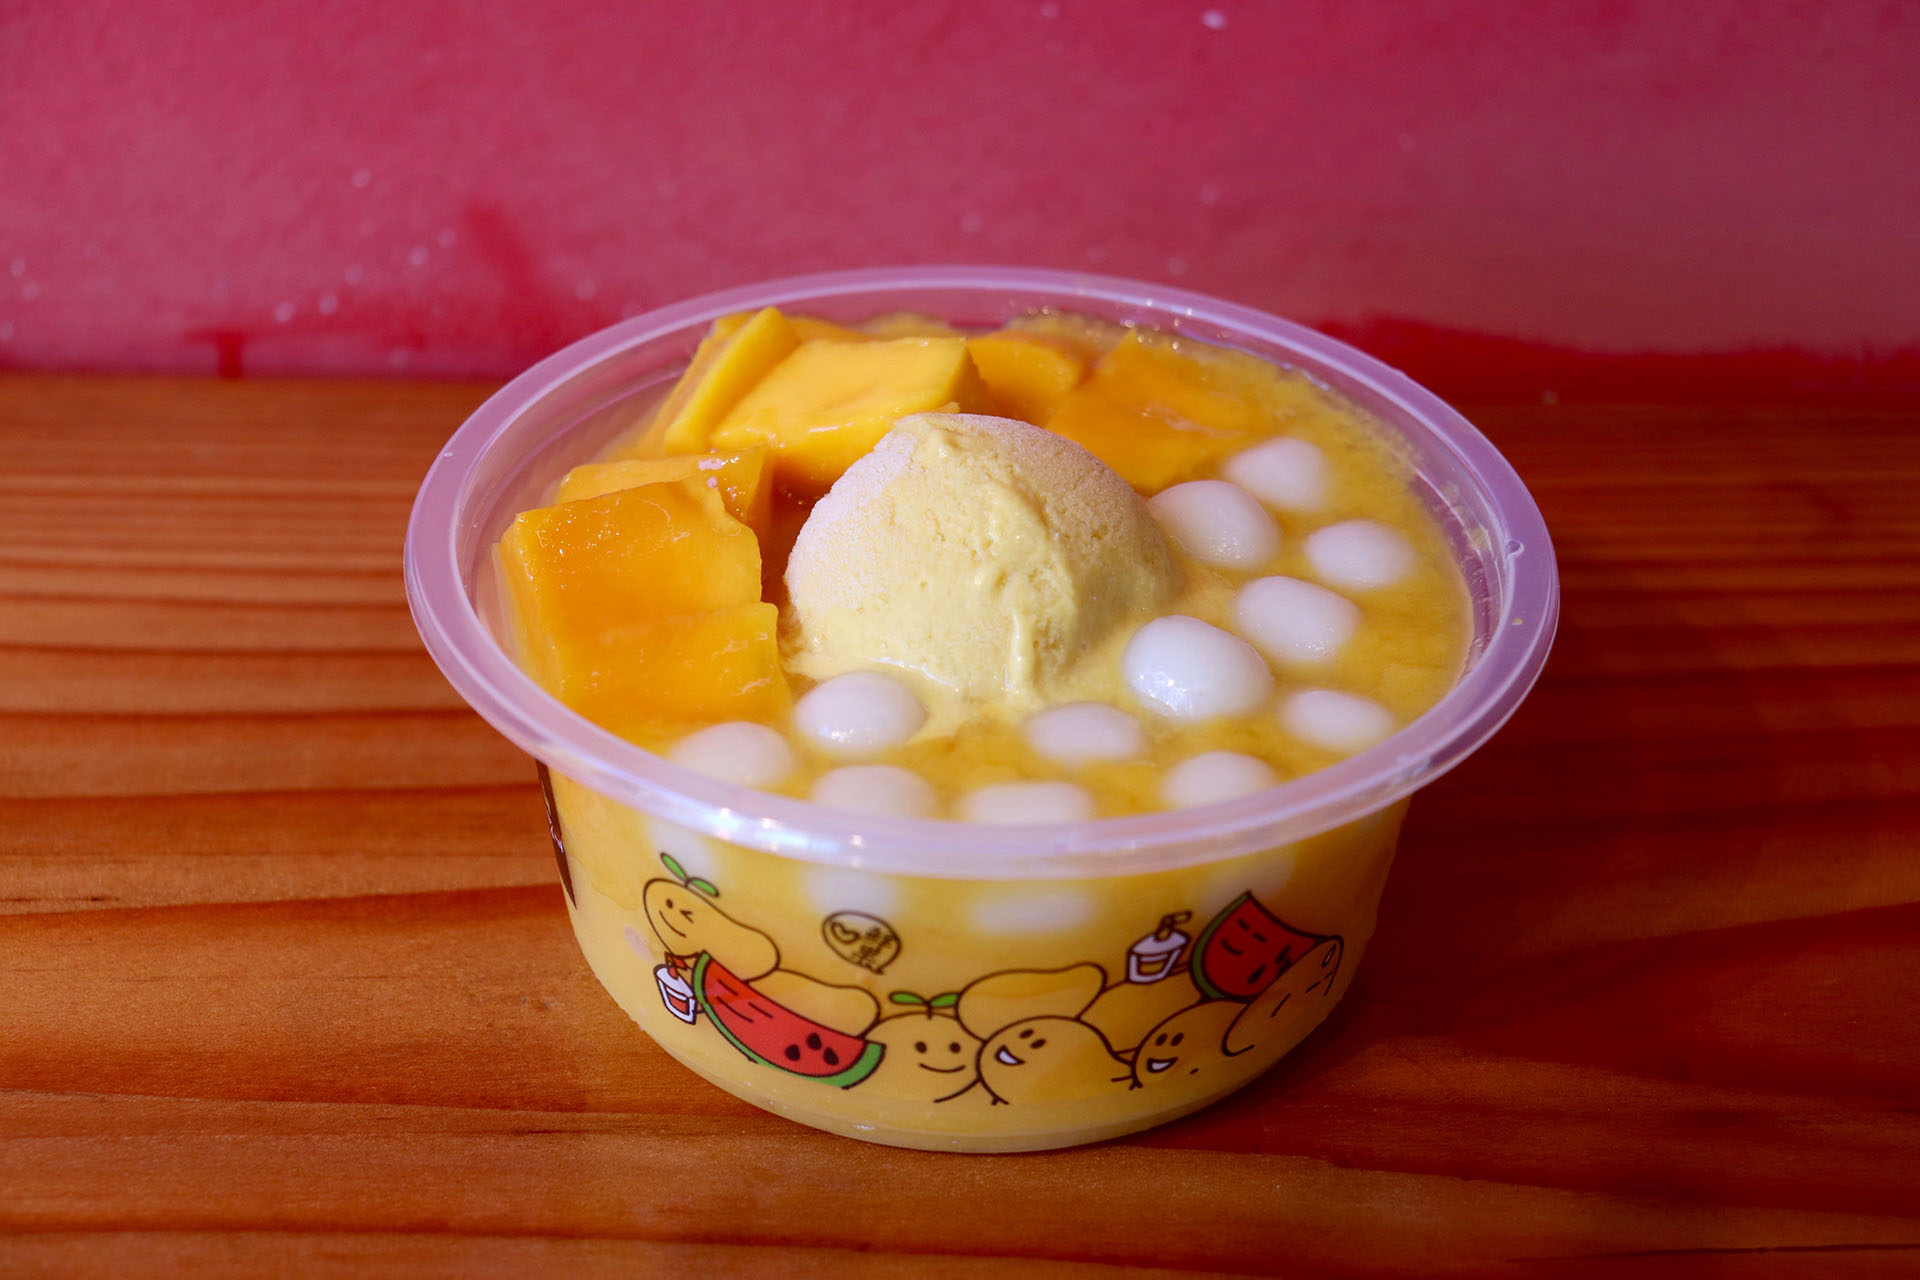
[4,376,1916,1276]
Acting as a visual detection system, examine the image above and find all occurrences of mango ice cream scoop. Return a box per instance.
[783,412,1179,711]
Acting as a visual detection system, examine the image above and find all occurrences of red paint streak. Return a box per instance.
[182,328,249,379]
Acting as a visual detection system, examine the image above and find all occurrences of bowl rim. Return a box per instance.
[404,265,1558,879]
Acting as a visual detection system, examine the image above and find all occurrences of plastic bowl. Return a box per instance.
[405,266,1556,1151]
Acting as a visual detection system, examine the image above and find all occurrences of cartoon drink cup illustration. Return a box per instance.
[654,964,699,1024]
[406,268,1557,1150]
[1126,913,1191,984]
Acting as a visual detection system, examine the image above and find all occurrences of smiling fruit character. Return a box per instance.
[978,1016,1135,1105]
[1223,936,1344,1059]
[1082,969,1204,1058]
[863,992,985,1103]
[1130,1000,1243,1089]
[641,853,778,981]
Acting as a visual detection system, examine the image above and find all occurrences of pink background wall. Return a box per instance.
[3,1,1915,392]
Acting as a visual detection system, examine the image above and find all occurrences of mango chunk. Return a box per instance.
[1009,312,1127,361]
[556,448,772,539]
[497,479,783,738]
[789,314,871,343]
[498,478,761,676]
[966,330,1089,423]
[658,307,801,455]
[1043,331,1276,490]
[551,603,790,741]
[858,311,961,340]
[709,337,995,490]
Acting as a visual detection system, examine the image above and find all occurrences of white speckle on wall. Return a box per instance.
[317,293,339,316]
[407,246,429,267]
[1202,9,1227,30]
[272,300,294,323]
[343,264,364,285]
[351,168,372,188]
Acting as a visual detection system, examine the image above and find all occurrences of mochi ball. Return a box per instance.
[961,781,1098,825]
[1023,702,1146,764]
[1234,576,1363,665]
[1148,480,1280,569]
[1124,615,1275,721]
[1281,689,1398,754]
[794,671,927,757]
[669,722,797,788]
[1162,751,1282,809]
[1304,520,1416,590]
[1223,437,1328,511]
[810,765,939,819]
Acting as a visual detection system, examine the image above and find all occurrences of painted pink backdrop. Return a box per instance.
[3,0,1915,394]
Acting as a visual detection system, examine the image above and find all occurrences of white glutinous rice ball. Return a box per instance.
[1304,520,1416,590]
[810,765,939,819]
[1223,437,1328,511]
[794,670,927,757]
[961,781,1097,825]
[1162,751,1281,809]
[1124,615,1275,721]
[1281,689,1398,754]
[1234,576,1363,665]
[1023,702,1146,764]
[1147,480,1280,569]
[669,721,796,787]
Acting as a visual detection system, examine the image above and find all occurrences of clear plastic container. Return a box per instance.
[405,267,1557,1151]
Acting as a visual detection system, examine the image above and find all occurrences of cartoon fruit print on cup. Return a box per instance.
[637,853,883,1087]
[1190,892,1333,1001]
[693,953,884,1088]
[863,992,985,1103]
[622,850,1348,1110]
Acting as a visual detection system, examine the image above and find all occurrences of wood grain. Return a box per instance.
[2,375,1917,1277]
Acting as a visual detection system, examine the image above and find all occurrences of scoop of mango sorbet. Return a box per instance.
[784,413,1178,715]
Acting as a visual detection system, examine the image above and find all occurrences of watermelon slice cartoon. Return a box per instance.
[1190,893,1336,1002]
[692,953,884,1088]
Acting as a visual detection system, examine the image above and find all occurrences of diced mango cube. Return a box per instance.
[498,478,761,672]
[551,603,790,741]
[497,479,783,738]
[966,330,1089,423]
[556,448,772,539]
[709,337,995,490]
[1043,331,1276,490]
[658,307,801,454]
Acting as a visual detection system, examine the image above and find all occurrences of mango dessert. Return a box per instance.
[487,300,1482,1149]
[497,306,1468,820]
